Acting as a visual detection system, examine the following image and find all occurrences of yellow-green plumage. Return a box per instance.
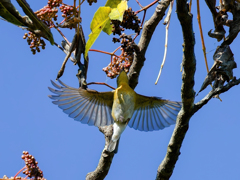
[49,71,182,153]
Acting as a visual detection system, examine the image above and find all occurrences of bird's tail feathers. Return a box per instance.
[107,138,120,154]
[107,140,117,153]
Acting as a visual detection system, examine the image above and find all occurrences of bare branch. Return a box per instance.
[155,0,174,84]
[86,125,115,180]
[156,0,196,179]
[128,0,173,89]
[193,77,240,114]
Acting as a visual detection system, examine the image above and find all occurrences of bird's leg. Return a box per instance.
[126,118,130,125]
[118,115,125,123]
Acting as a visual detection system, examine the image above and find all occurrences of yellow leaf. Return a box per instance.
[109,0,128,22]
[85,7,111,58]
[102,19,112,35]
[105,0,121,8]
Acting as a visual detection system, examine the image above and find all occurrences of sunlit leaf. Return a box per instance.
[102,19,112,35]
[103,0,128,34]
[16,0,54,45]
[85,7,111,58]
[105,0,121,8]
[109,0,128,22]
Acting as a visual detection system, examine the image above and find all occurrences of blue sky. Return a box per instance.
[0,0,240,179]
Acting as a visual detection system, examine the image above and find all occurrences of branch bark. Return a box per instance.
[86,125,115,180]
[193,77,240,114]
[156,0,196,179]
[128,0,173,89]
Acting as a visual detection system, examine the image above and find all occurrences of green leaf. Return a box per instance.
[109,0,128,22]
[105,0,121,8]
[102,19,112,35]
[104,1,128,35]
[0,0,26,26]
[16,0,54,45]
[85,7,111,58]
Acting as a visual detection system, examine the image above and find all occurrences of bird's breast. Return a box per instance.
[111,85,136,123]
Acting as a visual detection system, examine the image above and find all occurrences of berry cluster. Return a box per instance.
[87,0,97,6]
[119,33,136,56]
[21,151,45,180]
[60,4,78,19]
[103,50,133,78]
[111,20,124,36]
[104,8,141,78]
[35,0,63,26]
[23,32,46,54]
[23,0,81,53]
[111,8,141,35]
[59,4,80,29]
[35,6,58,26]
[48,0,63,7]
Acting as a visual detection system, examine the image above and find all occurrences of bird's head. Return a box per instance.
[117,70,129,87]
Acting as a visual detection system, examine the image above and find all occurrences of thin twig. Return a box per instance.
[155,0,174,85]
[197,0,222,101]
[73,0,76,16]
[197,0,209,73]
[14,166,27,179]
[189,0,192,12]
[112,46,121,54]
[135,0,159,14]
[89,49,120,58]
[80,0,85,5]
[136,0,144,8]
[193,77,240,114]
[128,0,172,89]
[87,82,115,90]
[54,26,70,45]
[56,34,78,79]
[140,10,147,28]
[76,0,81,40]
[54,42,76,62]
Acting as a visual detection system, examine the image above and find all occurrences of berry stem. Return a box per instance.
[89,49,120,58]
[132,9,146,42]
[135,0,143,8]
[14,166,27,179]
[54,26,70,45]
[140,10,146,28]
[135,0,158,14]
[87,82,115,90]
[73,0,76,17]
[80,0,85,5]
[113,46,121,54]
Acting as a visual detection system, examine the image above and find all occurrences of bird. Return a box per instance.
[48,71,181,153]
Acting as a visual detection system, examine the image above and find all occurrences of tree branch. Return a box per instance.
[86,125,115,180]
[156,0,196,179]
[193,77,240,114]
[128,0,173,89]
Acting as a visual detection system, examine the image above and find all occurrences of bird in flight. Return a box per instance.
[49,71,181,153]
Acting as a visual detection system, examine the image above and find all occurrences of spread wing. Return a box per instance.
[48,80,114,127]
[128,93,182,132]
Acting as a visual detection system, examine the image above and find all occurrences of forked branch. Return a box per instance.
[156,0,196,179]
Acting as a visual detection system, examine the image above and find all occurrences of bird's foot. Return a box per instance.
[118,116,125,123]
[126,118,130,125]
